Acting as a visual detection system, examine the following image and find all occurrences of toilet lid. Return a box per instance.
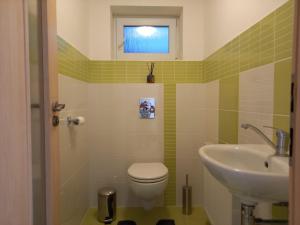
[128,162,168,181]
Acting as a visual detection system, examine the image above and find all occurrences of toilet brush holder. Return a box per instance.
[182,174,192,215]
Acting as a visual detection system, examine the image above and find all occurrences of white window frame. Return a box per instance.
[115,17,177,60]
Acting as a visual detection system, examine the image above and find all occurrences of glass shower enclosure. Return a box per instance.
[28,0,47,224]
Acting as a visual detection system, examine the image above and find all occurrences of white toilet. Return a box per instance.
[128,162,168,210]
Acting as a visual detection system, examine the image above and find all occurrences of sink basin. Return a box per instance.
[199,144,289,203]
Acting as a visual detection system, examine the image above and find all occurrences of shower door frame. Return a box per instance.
[0,0,60,225]
[290,0,300,224]
[0,1,33,224]
[41,1,60,225]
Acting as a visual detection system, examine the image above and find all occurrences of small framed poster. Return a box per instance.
[139,98,155,119]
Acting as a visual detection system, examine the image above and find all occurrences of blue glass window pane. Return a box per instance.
[124,26,169,53]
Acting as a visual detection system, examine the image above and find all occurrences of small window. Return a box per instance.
[123,26,169,54]
[115,18,178,60]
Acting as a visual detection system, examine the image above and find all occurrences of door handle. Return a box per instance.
[52,101,65,112]
[52,101,65,127]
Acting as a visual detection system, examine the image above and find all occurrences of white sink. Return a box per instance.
[199,144,289,203]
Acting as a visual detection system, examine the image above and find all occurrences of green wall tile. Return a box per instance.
[273,115,290,133]
[260,12,275,65]
[274,59,292,115]
[163,61,175,83]
[164,84,176,205]
[57,36,89,82]
[174,61,186,83]
[228,38,240,75]
[89,61,101,82]
[153,61,164,83]
[113,61,127,83]
[219,75,239,110]
[186,61,203,83]
[126,61,148,83]
[273,115,290,146]
[203,0,293,82]
[219,110,238,144]
[240,25,260,72]
[272,205,289,220]
[275,0,294,61]
[100,61,115,83]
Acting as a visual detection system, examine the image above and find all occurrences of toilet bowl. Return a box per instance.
[128,162,168,210]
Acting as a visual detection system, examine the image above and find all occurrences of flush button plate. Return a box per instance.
[139,98,155,119]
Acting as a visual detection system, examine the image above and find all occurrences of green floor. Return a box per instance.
[81,207,211,225]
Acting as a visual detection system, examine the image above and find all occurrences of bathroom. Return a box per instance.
[55,0,293,224]
[0,0,297,225]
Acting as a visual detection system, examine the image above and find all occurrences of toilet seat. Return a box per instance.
[129,175,168,183]
[128,162,168,183]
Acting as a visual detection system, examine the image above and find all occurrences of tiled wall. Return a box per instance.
[58,37,204,206]
[238,64,275,144]
[203,167,233,225]
[203,0,293,82]
[202,0,294,145]
[59,75,89,225]
[89,61,203,84]
[176,82,219,207]
[201,1,293,222]
[164,84,177,205]
[176,84,205,206]
[57,0,293,212]
[87,84,164,207]
[58,36,89,82]
[58,37,203,84]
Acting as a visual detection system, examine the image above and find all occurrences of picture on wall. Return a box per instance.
[139,98,155,119]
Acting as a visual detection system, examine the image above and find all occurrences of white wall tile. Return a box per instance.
[203,168,233,225]
[239,112,274,144]
[60,163,89,225]
[176,84,207,109]
[176,84,219,207]
[202,80,236,225]
[59,75,89,225]
[205,80,220,110]
[205,80,219,143]
[237,64,276,222]
[205,109,219,143]
[238,63,275,144]
[239,64,274,114]
[88,84,164,207]
[59,78,221,212]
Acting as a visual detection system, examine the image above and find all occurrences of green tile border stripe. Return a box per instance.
[58,37,203,84]
[164,84,176,205]
[203,0,294,82]
[89,60,204,84]
[57,36,89,82]
[57,1,293,85]
[273,58,292,144]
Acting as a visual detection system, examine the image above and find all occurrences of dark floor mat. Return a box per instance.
[117,220,137,225]
[156,219,175,225]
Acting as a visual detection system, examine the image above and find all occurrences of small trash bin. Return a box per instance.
[98,187,116,224]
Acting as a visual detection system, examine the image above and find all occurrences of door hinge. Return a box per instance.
[291,81,295,113]
[289,127,294,166]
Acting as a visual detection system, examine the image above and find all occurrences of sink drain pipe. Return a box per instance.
[241,204,256,225]
[241,203,288,225]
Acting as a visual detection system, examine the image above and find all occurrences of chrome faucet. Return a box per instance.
[241,123,289,156]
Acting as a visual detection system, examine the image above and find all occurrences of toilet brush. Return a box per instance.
[182,174,192,215]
